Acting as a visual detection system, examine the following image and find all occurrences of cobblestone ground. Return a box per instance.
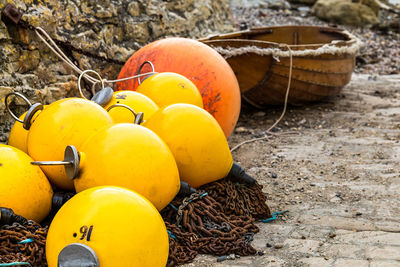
[183,74,400,266]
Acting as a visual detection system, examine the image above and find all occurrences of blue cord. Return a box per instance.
[0,263,31,266]
[18,239,33,244]
[189,192,208,202]
[0,241,34,266]
[167,230,176,239]
[169,192,208,210]
[260,211,288,223]
[169,203,178,211]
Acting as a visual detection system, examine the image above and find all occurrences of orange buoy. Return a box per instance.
[115,37,241,138]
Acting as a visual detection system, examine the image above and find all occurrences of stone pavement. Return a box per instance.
[184,75,400,266]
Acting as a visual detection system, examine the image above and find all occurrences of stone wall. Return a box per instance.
[0,0,235,142]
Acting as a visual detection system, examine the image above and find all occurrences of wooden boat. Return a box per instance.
[199,26,360,107]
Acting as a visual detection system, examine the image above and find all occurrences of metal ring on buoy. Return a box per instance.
[137,61,155,85]
[78,70,104,100]
[106,103,144,124]
[4,92,32,123]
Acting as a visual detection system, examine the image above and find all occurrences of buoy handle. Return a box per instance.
[91,87,114,107]
[4,92,32,123]
[31,161,72,166]
[106,103,144,125]
[78,70,105,100]
[23,103,43,130]
[31,145,80,180]
[137,61,155,85]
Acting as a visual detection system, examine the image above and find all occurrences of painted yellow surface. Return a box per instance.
[104,91,159,123]
[0,144,53,222]
[73,123,180,210]
[8,105,48,153]
[46,186,168,267]
[8,111,29,153]
[144,103,233,188]
[27,98,113,190]
[136,72,203,108]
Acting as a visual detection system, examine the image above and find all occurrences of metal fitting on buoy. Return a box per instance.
[0,144,53,222]
[144,103,234,188]
[32,123,181,211]
[0,207,28,226]
[177,181,198,197]
[226,163,256,185]
[46,186,169,267]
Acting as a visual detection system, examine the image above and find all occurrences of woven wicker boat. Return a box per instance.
[199,25,360,107]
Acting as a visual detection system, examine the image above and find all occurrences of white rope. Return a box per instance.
[230,45,294,153]
[224,32,361,152]
[212,31,362,59]
[77,69,158,99]
[104,72,157,84]
[35,27,98,84]
[77,70,104,99]
[34,27,157,90]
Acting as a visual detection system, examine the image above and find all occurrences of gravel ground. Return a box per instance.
[181,2,400,267]
[229,2,400,75]
[183,72,400,267]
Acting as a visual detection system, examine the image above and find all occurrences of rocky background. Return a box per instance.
[1,0,400,142]
[232,0,400,72]
[0,0,235,142]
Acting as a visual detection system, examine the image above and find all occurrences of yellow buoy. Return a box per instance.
[26,98,113,190]
[46,186,169,267]
[8,105,48,153]
[144,104,256,188]
[8,111,29,153]
[0,144,53,222]
[75,70,158,123]
[136,72,203,108]
[72,123,180,210]
[5,92,43,153]
[104,91,159,123]
[78,70,158,124]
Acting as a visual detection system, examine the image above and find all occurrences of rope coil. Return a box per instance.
[211,31,361,59]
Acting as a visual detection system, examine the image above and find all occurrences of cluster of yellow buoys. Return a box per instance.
[2,42,251,266]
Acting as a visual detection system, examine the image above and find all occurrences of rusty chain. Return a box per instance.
[163,178,271,266]
[175,191,208,227]
[0,221,48,266]
[0,180,271,266]
[201,179,272,220]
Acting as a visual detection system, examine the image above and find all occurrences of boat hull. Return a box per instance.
[200,26,358,107]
